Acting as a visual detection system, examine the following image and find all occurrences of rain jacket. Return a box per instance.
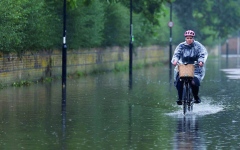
[171,40,208,82]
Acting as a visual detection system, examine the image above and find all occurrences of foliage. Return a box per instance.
[67,0,105,49]
[173,0,240,43]
[41,0,62,51]
[23,0,61,52]
[102,3,129,47]
[120,0,169,25]
[0,0,61,56]
[114,62,128,72]
[76,71,86,77]
[12,80,32,87]
[102,1,170,47]
[0,0,240,54]
[0,0,26,53]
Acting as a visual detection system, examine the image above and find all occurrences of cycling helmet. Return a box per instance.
[184,30,195,37]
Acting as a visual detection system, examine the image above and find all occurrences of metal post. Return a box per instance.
[129,0,133,89]
[237,31,240,67]
[226,39,229,66]
[238,31,240,56]
[169,2,173,82]
[62,0,67,107]
[62,0,67,148]
[218,37,222,79]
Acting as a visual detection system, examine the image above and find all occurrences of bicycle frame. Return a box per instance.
[180,77,194,115]
[177,62,199,115]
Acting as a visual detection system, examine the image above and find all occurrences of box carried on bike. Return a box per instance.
[178,64,194,78]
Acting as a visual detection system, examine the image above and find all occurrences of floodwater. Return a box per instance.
[0,57,240,149]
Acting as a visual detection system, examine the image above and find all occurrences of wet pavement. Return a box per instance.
[0,57,240,149]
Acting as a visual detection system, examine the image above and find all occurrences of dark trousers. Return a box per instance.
[176,76,200,100]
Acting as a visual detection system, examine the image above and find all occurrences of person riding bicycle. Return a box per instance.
[171,30,208,105]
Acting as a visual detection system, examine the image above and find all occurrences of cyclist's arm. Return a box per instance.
[195,41,208,64]
[171,43,183,65]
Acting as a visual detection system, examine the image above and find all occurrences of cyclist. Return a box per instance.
[171,30,208,105]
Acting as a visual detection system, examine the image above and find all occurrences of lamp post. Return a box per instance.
[226,39,229,66]
[129,0,133,89]
[168,2,173,82]
[238,31,240,67]
[62,0,67,148]
[62,0,67,108]
[238,31,240,56]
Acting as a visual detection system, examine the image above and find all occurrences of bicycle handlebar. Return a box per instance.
[177,61,200,67]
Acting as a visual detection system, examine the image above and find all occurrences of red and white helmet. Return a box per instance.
[184,30,195,37]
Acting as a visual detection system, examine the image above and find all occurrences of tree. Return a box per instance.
[120,0,170,25]
[173,0,240,43]
[102,3,129,47]
[0,0,27,54]
[22,0,61,52]
[67,0,105,49]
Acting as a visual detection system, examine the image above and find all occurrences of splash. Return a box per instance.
[166,97,224,117]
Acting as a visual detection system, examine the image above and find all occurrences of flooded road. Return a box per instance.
[0,57,240,149]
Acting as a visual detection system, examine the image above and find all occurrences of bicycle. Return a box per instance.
[178,62,198,115]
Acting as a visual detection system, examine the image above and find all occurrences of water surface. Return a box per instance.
[0,57,240,149]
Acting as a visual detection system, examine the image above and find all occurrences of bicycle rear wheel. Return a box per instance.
[187,87,194,111]
[182,85,187,115]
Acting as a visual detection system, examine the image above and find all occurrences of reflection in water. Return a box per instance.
[169,64,174,92]
[169,65,173,83]
[1,58,240,149]
[128,104,132,148]
[129,73,133,89]
[62,83,67,150]
[62,104,66,150]
[173,115,206,150]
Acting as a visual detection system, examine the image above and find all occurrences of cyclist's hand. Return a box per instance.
[199,61,203,67]
[172,61,178,66]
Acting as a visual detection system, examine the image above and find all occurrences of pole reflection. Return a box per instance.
[173,116,206,150]
[169,66,173,91]
[62,104,66,150]
[128,104,132,148]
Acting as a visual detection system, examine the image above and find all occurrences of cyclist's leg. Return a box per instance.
[190,77,201,103]
[176,78,184,104]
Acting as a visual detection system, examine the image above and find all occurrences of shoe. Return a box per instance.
[194,96,201,104]
[176,99,182,105]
